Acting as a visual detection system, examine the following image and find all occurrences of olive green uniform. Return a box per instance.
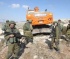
[2,21,9,31]
[51,24,60,51]
[58,22,63,36]
[23,22,33,43]
[66,24,70,46]
[5,21,20,59]
[2,21,9,45]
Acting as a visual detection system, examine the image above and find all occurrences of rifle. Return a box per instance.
[4,32,26,39]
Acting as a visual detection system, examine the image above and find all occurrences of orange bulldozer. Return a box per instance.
[26,7,53,35]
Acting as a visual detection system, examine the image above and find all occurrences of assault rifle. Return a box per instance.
[4,32,26,39]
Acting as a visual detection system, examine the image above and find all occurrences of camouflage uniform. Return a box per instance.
[5,21,20,59]
[66,21,70,46]
[2,20,9,45]
[2,20,9,31]
[58,19,63,36]
[23,20,33,44]
[51,22,60,51]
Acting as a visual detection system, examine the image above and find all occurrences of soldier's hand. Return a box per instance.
[20,37,26,43]
[9,34,14,38]
[21,37,25,39]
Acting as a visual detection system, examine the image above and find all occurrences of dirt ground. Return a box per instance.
[19,36,70,59]
[0,35,70,59]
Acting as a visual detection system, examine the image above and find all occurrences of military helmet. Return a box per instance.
[58,19,61,22]
[6,20,9,22]
[9,21,16,25]
[27,20,32,23]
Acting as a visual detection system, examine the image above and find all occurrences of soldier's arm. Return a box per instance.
[5,35,10,41]
[5,34,14,41]
[4,31,14,40]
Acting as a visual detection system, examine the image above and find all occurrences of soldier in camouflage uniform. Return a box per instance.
[2,20,10,45]
[66,20,70,47]
[58,19,63,36]
[2,20,9,31]
[23,20,33,44]
[51,22,60,51]
[5,21,21,59]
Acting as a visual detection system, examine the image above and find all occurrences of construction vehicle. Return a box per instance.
[26,7,53,35]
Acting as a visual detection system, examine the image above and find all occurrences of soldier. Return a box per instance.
[2,20,9,31]
[23,20,33,44]
[58,19,63,36]
[51,22,60,51]
[2,20,10,46]
[66,20,70,46]
[5,21,21,59]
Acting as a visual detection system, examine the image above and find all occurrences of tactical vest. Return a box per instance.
[23,23,33,31]
[5,28,20,43]
[23,23,33,38]
[52,25,60,38]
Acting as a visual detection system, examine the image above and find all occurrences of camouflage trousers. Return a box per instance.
[51,37,59,49]
[25,36,33,44]
[6,43,20,59]
[24,31,33,44]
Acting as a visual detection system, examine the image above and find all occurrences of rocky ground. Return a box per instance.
[0,21,70,59]
[0,35,70,59]
[19,36,70,59]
